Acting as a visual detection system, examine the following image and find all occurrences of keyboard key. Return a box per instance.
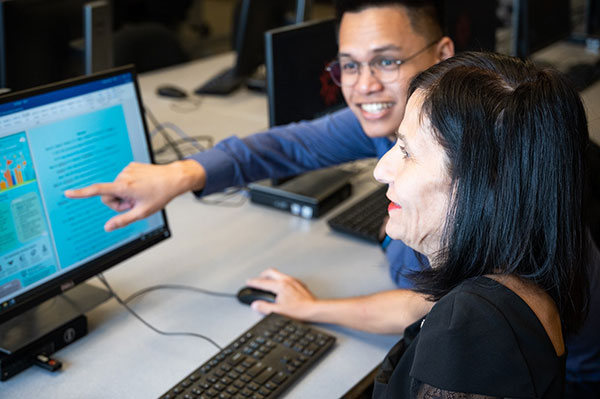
[228,353,245,366]
[247,382,260,391]
[247,362,266,377]
[271,372,287,384]
[227,371,240,380]
[213,383,225,391]
[233,380,245,389]
[253,367,275,384]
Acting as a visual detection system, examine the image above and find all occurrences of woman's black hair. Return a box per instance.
[408,52,589,333]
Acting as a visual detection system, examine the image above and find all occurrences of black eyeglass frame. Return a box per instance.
[325,38,442,87]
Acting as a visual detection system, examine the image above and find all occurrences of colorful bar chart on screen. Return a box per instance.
[0,132,35,192]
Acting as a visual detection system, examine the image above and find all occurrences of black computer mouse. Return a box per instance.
[236,286,277,305]
[156,84,188,99]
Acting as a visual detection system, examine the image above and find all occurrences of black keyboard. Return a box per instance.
[157,313,335,399]
[327,184,389,244]
[194,67,244,95]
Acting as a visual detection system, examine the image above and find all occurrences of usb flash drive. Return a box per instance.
[33,353,62,372]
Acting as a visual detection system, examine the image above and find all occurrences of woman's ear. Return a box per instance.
[435,37,455,62]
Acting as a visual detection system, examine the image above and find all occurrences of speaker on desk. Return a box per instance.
[84,0,113,74]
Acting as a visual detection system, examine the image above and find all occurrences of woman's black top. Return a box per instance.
[373,276,565,398]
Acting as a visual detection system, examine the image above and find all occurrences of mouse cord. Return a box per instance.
[97,273,224,350]
[123,283,236,304]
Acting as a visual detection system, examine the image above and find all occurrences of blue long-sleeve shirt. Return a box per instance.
[189,108,421,287]
[188,106,599,382]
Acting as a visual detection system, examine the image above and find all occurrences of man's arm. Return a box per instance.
[192,108,378,196]
[66,108,378,230]
[246,268,434,334]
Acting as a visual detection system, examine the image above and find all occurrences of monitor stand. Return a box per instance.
[0,283,111,380]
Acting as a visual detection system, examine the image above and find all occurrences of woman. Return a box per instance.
[371,52,590,398]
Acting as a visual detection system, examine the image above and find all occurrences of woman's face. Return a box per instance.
[373,91,452,258]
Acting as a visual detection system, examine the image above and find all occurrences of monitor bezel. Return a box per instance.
[0,65,171,324]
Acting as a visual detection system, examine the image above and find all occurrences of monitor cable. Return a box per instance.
[97,273,226,350]
[197,187,248,207]
[144,106,214,163]
[144,106,184,160]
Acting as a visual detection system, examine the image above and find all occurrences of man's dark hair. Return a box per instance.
[408,52,590,334]
[334,0,444,42]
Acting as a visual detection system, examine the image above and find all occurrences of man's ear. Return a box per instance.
[435,37,455,62]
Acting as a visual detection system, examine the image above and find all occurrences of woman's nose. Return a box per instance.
[374,146,396,184]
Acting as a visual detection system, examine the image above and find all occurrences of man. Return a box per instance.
[67,0,453,303]
[66,0,599,392]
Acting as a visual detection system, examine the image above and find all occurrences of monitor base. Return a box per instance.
[0,283,111,381]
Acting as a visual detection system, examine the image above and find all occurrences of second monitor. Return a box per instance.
[265,18,345,127]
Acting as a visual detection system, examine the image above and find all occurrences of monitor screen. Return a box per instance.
[0,66,170,324]
[265,18,345,127]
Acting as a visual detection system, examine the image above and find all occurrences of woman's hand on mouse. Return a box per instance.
[246,268,317,319]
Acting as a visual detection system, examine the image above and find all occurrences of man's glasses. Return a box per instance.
[325,39,441,87]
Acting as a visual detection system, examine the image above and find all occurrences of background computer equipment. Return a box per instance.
[442,0,499,52]
[265,18,345,127]
[586,0,600,36]
[84,0,114,75]
[0,0,88,91]
[0,66,170,380]
[327,184,389,244]
[0,0,194,92]
[511,0,572,58]
[248,167,354,219]
[194,0,310,95]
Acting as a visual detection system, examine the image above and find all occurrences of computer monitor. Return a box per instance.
[0,67,169,334]
[194,0,309,95]
[586,0,600,36]
[512,0,572,58]
[0,0,89,92]
[265,18,345,127]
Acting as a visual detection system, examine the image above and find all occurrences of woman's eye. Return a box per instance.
[397,141,409,158]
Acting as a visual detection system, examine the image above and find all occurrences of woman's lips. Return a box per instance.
[388,202,401,212]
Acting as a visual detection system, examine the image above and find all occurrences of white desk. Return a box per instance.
[1,55,399,398]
